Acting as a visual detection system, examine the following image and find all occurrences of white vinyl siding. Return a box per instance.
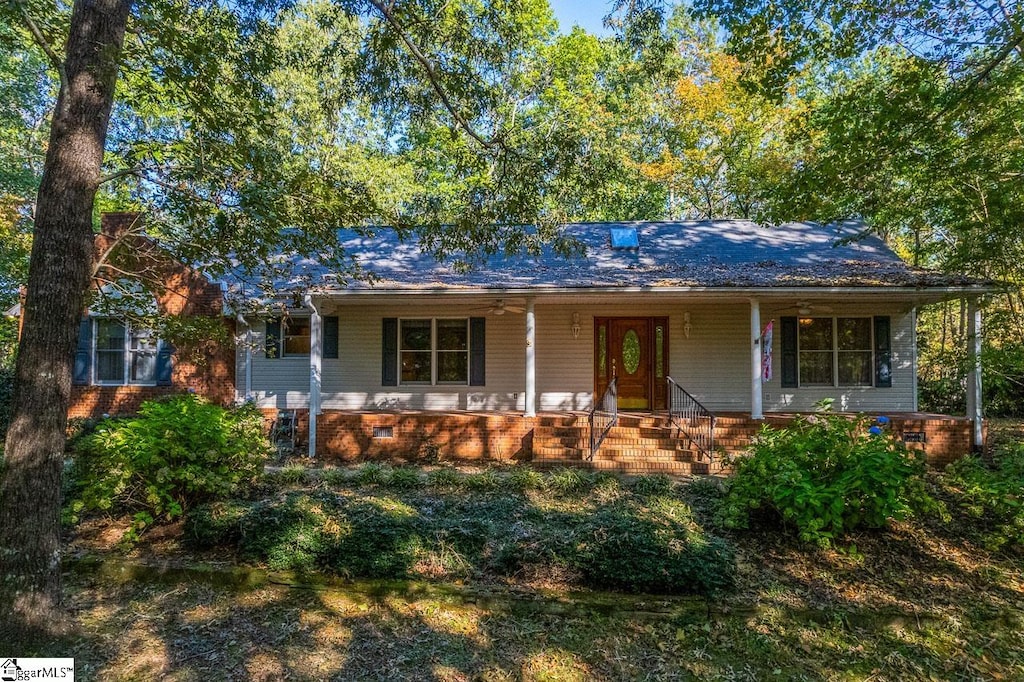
[237,300,916,414]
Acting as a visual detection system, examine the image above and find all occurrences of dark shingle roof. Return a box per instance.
[225,220,989,299]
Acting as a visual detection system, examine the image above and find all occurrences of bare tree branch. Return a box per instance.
[366,0,500,151]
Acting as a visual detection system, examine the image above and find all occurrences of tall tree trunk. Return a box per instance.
[0,0,132,645]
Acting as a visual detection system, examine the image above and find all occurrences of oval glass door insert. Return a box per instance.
[622,329,641,374]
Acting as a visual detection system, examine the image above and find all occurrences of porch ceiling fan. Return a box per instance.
[472,299,526,315]
[795,300,834,315]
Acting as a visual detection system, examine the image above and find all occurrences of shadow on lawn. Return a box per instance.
[51,477,1024,681]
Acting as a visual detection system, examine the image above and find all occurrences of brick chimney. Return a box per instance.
[100,211,144,239]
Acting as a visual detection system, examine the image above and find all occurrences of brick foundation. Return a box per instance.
[265,409,980,469]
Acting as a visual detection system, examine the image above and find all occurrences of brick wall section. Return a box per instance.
[68,213,236,419]
[267,409,979,468]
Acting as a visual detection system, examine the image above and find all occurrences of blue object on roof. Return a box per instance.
[610,227,639,249]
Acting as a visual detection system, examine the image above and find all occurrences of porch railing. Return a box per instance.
[666,376,715,461]
[588,377,618,460]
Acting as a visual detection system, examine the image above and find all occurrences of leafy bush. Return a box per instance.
[720,413,934,547]
[577,498,735,594]
[386,466,422,489]
[463,467,502,491]
[547,467,594,495]
[505,466,545,491]
[321,467,350,487]
[426,466,465,488]
[352,461,390,486]
[272,464,310,486]
[630,473,674,497]
[185,499,253,548]
[942,443,1024,551]
[66,395,268,534]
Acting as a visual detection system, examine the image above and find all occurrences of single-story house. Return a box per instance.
[69,215,993,472]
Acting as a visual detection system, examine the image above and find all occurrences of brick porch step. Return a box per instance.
[533,457,721,475]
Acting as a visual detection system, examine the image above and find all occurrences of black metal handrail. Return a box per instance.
[588,377,618,460]
[666,376,715,461]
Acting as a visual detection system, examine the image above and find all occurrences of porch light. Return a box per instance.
[571,312,581,339]
[684,312,692,338]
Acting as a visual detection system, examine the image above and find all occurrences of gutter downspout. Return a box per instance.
[304,294,322,459]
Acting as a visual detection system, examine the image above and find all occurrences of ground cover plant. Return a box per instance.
[65,394,268,537]
[185,467,736,596]
[51,459,1024,680]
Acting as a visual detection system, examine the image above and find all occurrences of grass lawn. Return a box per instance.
[46,463,1024,680]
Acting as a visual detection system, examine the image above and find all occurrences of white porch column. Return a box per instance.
[525,297,536,417]
[305,294,322,459]
[967,297,983,450]
[750,298,763,419]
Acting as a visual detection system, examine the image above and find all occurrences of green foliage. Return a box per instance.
[426,466,466,488]
[463,468,502,491]
[272,465,309,486]
[505,466,545,491]
[942,444,1024,552]
[720,414,934,547]
[320,467,350,487]
[385,466,422,489]
[630,473,674,497]
[188,483,735,595]
[577,498,735,595]
[547,467,594,495]
[352,461,391,486]
[66,395,268,534]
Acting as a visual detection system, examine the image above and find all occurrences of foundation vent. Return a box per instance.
[372,426,395,439]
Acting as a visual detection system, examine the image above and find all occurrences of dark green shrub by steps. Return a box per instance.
[66,395,269,536]
[941,443,1024,552]
[721,412,937,548]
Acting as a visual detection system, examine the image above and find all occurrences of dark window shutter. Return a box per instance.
[469,317,486,386]
[382,318,398,386]
[323,316,339,359]
[874,316,892,388]
[156,341,174,386]
[73,318,92,385]
[265,319,281,358]
[781,316,798,388]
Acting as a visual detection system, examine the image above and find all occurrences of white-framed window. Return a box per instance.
[798,317,874,387]
[93,319,159,385]
[399,318,469,385]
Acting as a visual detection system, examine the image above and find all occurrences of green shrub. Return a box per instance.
[274,464,310,486]
[577,498,735,594]
[505,466,545,491]
[185,499,253,548]
[464,467,502,491]
[236,491,421,577]
[943,443,1024,551]
[386,466,423,489]
[547,467,594,495]
[631,474,674,497]
[426,466,465,488]
[321,467,350,487]
[720,413,933,547]
[66,395,268,534]
[352,461,391,486]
